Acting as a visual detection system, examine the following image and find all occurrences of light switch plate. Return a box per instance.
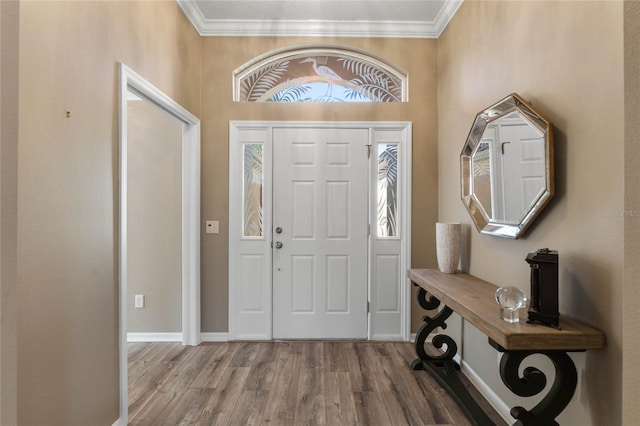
[205,220,219,234]
[134,294,144,308]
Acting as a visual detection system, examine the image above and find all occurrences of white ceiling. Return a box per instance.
[177,0,463,38]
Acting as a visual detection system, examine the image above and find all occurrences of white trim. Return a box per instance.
[127,333,183,342]
[111,418,126,426]
[229,121,411,341]
[419,334,512,424]
[200,332,229,342]
[400,125,413,341]
[460,359,513,424]
[196,19,445,39]
[370,334,408,341]
[433,0,465,38]
[228,124,273,341]
[368,124,412,341]
[118,63,201,425]
[182,122,201,346]
[128,333,229,343]
[232,334,272,341]
[176,0,463,39]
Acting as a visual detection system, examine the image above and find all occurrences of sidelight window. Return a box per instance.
[243,144,264,237]
[377,143,399,237]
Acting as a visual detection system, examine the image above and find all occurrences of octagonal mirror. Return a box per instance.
[460,93,554,239]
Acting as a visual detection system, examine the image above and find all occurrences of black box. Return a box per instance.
[525,248,559,328]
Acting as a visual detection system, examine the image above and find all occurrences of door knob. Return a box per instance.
[275,227,283,234]
[274,241,283,249]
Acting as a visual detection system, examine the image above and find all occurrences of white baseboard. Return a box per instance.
[459,358,512,424]
[127,332,230,343]
[112,417,126,426]
[371,334,406,341]
[412,333,511,424]
[200,332,229,342]
[127,332,182,342]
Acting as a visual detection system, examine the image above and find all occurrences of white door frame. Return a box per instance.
[228,121,411,341]
[118,63,201,423]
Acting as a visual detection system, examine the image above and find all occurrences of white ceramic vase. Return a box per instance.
[436,223,461,274]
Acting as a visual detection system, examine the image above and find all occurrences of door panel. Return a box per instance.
[501,124,545,223]
[272,128,369,339]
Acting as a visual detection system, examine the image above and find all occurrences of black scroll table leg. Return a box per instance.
[490,339,579,426]
[411,283,495,426]
[411,286,456,368]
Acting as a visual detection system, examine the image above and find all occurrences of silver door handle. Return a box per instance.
[274,241,283,249]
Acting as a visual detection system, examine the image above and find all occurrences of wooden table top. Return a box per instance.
[408,269,605,351]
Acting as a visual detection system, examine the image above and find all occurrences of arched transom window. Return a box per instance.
[233,45,408,103]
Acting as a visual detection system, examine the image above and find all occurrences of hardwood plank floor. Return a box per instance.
[128,341,507,426]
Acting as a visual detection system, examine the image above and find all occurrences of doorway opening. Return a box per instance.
[118,64,201,423]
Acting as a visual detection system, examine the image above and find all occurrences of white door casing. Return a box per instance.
[118,63,201,424]
[272,128,369,339]
[229,121,411,341]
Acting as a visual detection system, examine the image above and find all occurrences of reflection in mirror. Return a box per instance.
[461,93,553,239]
[472,141,492,219]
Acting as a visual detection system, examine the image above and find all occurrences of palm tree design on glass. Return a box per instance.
[240,60,291,102]
[378,144,398,237]
[243,144,263,237]
[237,52,404,103]
[337,57,402,102]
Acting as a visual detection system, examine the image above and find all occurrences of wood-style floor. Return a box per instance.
[128,341,506,426]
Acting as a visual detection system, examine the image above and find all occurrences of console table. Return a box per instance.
[408,269,605,426]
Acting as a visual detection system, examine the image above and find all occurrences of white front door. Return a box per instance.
[272,128,369,339]
[500,123,545,223]
[229,121,412,342]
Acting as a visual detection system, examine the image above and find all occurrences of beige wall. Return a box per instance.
[623,0,640,423]
[7,1,634,423]
[438,1,623,424]
[200,37,439,332]
[127,99,182,333]
[16,1,200,424]
[1,1,19,424]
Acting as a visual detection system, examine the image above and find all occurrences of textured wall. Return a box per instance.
[16,1,201,424]
[1,1,19,424]
[10,1,633,423]
[127,99,182,333]
[200,37,439,333]
[623,0,640,423]
[437,1,623,424]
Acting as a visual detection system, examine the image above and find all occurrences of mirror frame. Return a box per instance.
[460,93,554,239]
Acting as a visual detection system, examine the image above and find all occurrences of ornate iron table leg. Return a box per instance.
[410,286,457,368]
[489,339,580,426]
[411,283,495,426]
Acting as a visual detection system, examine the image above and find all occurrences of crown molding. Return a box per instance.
[177,0,462,39]
[432,0,463,37]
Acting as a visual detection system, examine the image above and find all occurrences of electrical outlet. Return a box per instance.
[205,220,219,234]
[134,294,144,308]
